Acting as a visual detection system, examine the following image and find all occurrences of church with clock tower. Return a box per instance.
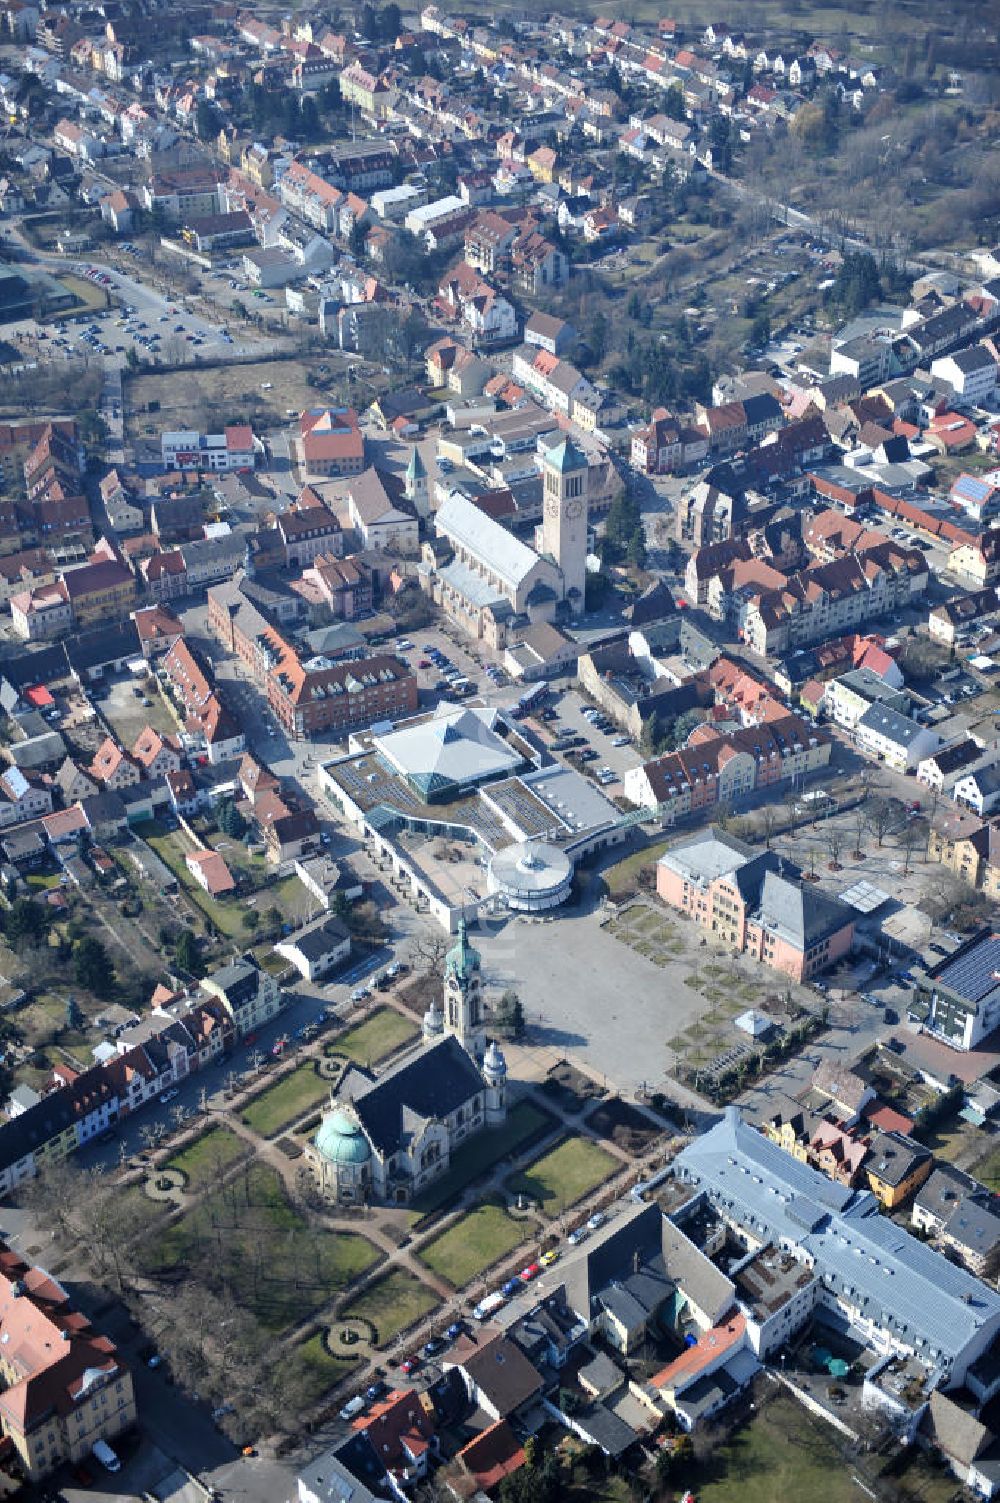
[428,433,594,645]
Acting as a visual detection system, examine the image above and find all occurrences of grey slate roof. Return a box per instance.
[287,914,350,961]
[343,1034,484,1158]
[754,870,855,950]
[573,1402,638,1458]
[963,765,1000,797]
[866,1129,931,1189]
[65,621,141,676]
[857,701,927,748]
[943,1196,1000,1260]
[676,1108,1000,1369]
[436,493,542,590]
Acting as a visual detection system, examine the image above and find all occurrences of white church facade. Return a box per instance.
[306,923,508,1205]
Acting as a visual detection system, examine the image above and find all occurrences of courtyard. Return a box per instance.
[138,819,310,940]
[475,893,816,1101]
[676,1387,961,1503]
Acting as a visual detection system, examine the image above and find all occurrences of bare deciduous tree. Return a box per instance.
[868,797,902,848]
[760,805,778,849]
[828,829,844,869]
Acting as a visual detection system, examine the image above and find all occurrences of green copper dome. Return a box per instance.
[446,918,480,980]
[545,437,586,475]
[406,444,427,480]
[315,1109,370,1166]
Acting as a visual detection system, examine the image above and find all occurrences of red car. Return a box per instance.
[519,1263,541,1283]
[400,1355,420,1375]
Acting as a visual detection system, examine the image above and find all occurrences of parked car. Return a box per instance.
[501,1277,522,1297]
[92,1439,121,1473]
[366,1380,388,1402]
[340,1395,366,1420]
[586,1211,607,1232]
[160,1088,179,1104]
[422,1336,446,1358]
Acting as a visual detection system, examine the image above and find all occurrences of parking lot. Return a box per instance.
[541,685,645,788]
[2,252,269,382]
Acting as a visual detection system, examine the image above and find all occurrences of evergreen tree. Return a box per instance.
[300,95,321,140]
[626,526,647,570]
[217,799,246,839]
[4,898,48,949]
[174,928,204,978]
[74,936,115,999]
[663,82,686,121]
[65,995,84,1031]
[825,250,883,316]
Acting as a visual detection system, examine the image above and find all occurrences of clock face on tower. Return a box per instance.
[565,499,583,521]
[544,496,560,519]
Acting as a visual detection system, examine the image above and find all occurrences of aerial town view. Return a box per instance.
[1,0,1000,1499]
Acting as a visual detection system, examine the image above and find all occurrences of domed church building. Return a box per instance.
[306,922,507,1205]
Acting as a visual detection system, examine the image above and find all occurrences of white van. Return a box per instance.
[92,1438,121,1472]
[339,1395,366,1421]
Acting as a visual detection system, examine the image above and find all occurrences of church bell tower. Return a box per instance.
[443,919,486,1064]
[541,438,588,615]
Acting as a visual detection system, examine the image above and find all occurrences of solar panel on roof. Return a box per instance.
[937,937,1000,1003]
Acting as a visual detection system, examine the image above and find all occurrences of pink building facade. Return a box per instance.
[656,828,854,983]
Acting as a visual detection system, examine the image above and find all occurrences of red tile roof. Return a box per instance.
[456,1420,526,1490]
[651,1314,746,1390]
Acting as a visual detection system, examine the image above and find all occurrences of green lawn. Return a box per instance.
[969,1144,1000,1192]
[418,1201,528,1288]
[691,1394,865,1503]
[410,1099,553,1217]
[603,840,673,901]
[274,1330,359,1408]
[138,1162,378,1333]
[340,1271,439,1347]
[327,1008,419,1067]
[241,1064,329,1137]
[141,824,247,937]
[506,1136,617,1217]
[163,1125,245,1190]
[921,1112,976,1165]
